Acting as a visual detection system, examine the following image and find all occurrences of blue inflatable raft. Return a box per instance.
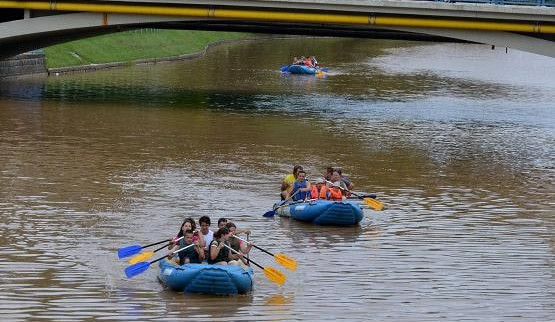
[287,64,319,74]
[158,259,254,295]
[276,200,364,226]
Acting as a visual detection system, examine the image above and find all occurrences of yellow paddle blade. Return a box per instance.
[364,197,384,211]
[275,253,297,270]
[128,251,154,265]
[263,266,286,286]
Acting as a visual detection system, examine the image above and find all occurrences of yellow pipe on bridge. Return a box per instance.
[1,0,554,34]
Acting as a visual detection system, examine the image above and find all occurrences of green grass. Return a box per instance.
[44,29,252,68]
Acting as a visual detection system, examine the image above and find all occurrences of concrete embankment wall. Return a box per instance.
[0,52,47,77]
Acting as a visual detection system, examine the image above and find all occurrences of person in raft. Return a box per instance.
[287,170,312,201]
[168,229,204,265]
[217,217,228,229]
[336,168,355,191]
[310,177,326,199]
[208,227,244,266]
[198,215,214,258]
[226,222,254,268]
[218,217,251,236]
[320,170,347,201]
[281,165,303,200]
[323,166,334,182]
[227,222,253,255]
[169,217,205,252]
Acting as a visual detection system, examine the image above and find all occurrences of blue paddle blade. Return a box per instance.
[125,262,151,278]
[320,68,328,72]
[263,209,276,217]
[280,65,289,72]
[118,245,141,259]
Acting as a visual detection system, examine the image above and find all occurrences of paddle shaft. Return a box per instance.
[142,238,171,249]
[223,244,264,270]
[274,189,302,210]
[246,233,250,266]
[324,179,383,210]
[155,236,184,252]
[118,238,174,258]
[233,235,275,257]
[150,244,194,265]
[324,179,361,197]
[273,200,299,211]
[263,189,302,217]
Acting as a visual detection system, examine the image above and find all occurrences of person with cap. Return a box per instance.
[320,171,347,201]
[310,177,326,199]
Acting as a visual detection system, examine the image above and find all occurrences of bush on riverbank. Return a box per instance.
[44,29,252,69]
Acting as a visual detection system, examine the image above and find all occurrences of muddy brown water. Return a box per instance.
[1,38,554,321]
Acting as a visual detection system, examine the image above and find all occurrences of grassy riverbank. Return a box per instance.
[44,29,253,69]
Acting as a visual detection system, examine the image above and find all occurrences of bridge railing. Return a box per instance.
[433,0,555,6]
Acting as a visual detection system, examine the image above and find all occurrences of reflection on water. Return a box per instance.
[0,38,554,321]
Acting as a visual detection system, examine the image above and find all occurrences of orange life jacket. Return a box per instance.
[328,187,343,201]
[310,185,320,199]
[319,186,343,201]
[319,186,328,200]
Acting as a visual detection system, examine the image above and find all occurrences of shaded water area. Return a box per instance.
[1,38,554,321]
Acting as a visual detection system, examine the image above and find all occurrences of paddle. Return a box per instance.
[117,238,171,259]
[352,191,384,211]
[233,235,297,270]
[263,200,287,218]
[128,236,184,264]
[263,189,301,217]
[311,181,375,199]
[263,200,307,218]
[223,244,286,286]
[348,193,377,199]
[124,244,194,278]
[325,180,384,211]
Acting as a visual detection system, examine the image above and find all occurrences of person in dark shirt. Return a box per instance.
[171,229,204,265]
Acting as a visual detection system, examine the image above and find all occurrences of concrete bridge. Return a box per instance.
[1,0,554,59]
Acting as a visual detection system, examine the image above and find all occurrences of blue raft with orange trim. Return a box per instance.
[158,259,254,295]
[276,200,364,226]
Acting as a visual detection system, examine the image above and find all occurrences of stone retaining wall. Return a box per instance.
[0,52,47,77]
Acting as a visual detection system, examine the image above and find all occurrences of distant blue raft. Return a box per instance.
[158,259,254,295]
[276,200,364,226]
[287,64,318,74]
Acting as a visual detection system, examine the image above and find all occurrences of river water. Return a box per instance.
[0,37,554,321]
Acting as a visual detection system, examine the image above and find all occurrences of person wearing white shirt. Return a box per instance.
[199,215,214,259]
